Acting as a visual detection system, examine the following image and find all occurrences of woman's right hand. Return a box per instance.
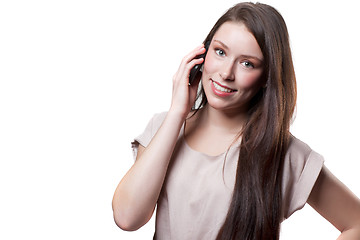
[169,44,206,119]
[112,46,207,231]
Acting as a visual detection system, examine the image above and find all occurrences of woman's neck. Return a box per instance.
[198,105,247,134]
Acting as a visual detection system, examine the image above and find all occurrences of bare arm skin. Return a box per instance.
[112,111,185,231]
[112,45,206,231]
[308,166,360,239]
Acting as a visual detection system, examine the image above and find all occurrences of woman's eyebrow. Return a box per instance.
[213,39,229,50]
[213,39,263,62]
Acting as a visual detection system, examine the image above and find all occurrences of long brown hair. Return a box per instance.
[194,2,297,239]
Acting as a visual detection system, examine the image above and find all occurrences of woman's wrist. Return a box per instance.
[167,107,188,124]
[168,105,190,123]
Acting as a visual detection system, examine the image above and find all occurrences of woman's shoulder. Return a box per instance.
[287,135,312,156]
[285,134,324,166]
[282,135,325,219]
[143,111,168,131]
[151,111,168,122]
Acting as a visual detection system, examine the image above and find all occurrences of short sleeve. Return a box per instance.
[282,136,325,220]
[131,112,167,160]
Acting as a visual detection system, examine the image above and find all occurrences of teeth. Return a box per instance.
[212,81,234,93]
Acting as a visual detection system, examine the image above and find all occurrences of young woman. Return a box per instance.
[112,2,360,239]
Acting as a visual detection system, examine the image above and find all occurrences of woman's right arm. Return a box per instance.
[112,44,206,231]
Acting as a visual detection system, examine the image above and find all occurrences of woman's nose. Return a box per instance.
[219,61,235,81]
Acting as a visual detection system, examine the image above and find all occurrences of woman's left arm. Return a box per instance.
[308,165,360,239]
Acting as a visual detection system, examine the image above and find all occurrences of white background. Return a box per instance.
[0,0,359,239]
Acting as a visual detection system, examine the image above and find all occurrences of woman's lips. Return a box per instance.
[210,80,237,97]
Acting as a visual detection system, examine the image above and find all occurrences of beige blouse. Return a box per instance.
[132,112,324,240]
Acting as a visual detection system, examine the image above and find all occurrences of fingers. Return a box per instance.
[183,44,206,63]
[180,44,206,71]
[174,45,206,85]
[170,44,207,116]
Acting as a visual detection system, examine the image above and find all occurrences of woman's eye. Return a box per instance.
[241,61,254,69]
[215,49,225,56]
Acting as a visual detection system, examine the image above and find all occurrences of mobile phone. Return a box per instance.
[189,41,210,85]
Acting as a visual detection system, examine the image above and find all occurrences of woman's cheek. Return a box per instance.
[238,70,263,89]
[203,54,220,75]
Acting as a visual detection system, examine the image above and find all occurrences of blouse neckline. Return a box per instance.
[179,124,241,158]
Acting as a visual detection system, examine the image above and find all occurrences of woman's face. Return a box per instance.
[202,21,264,113]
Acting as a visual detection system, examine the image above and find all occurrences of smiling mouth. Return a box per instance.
[211,80,237,93]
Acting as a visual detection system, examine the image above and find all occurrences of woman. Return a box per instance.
[112,2,360,239]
